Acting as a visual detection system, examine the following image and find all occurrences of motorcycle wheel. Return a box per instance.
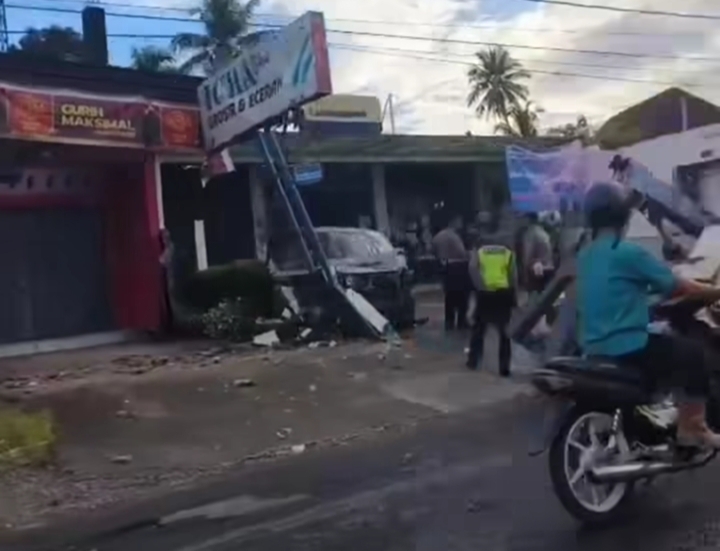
[549,409,635,525]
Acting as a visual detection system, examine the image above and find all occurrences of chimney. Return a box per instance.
[82,6,108,66]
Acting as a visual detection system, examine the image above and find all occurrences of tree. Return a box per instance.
[172,0,261,74]
[8,26,86,62]
[467,46,531,123]
[546,115,592,140]
[131,46,182,73]
[494,101,543,138]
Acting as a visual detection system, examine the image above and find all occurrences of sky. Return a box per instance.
[7,0,720,135]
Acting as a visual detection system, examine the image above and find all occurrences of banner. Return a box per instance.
[198,11,332,152]
[506,145,612,213]
[0,83,201,150]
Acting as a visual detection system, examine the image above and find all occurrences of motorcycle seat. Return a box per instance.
[544,355,645,385]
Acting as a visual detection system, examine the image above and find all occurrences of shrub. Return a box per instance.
[180,260,281,318]
[201,298,257,341]
[0,408,56,469]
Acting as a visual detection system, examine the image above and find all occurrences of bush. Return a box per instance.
[201,298,257,341]
[0,408,56,469]
[180,260,280,318]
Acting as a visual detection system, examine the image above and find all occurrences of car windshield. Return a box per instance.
[318,230,394,260]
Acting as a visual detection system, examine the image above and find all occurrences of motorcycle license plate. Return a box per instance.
[527,397,573,457]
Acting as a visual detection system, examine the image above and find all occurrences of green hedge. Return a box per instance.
[180,260,281,318]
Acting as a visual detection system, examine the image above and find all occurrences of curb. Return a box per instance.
[411,284,442,297]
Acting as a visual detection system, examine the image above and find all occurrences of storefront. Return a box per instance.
[0,57,202,348]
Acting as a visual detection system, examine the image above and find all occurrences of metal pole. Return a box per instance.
[256,128,315,271]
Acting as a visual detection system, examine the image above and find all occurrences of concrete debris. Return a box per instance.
[281,308,293,320]
[291,444,306,454]
[253,330,280,347]
[299,328,313,339]
[309,384,317,392]
[110,455,133,465]
[233,379,256,388]
[307,342,321,349]
[401,452,415,465]
[329,340,337,348]
[276,428,292,439]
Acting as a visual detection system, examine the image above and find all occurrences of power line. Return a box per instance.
[8,3,720,63]
[96,30,720,82]
[332,43,720,82]
[332,43,714,90]
[516,0,720,20]
[29,0,710,37]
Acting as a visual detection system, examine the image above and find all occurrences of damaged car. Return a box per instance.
[271,226,416,328]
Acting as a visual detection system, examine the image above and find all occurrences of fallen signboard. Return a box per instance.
[197,11,332,152]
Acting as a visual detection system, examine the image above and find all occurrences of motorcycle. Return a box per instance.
[529,294,720,525]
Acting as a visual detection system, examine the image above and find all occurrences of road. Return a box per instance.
[45,396,720,551]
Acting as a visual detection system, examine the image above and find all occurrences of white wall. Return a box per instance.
[620,123,720,185]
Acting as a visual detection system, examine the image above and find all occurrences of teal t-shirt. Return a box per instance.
[577,235,677,356]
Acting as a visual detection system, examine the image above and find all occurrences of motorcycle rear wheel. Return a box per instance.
[549,409,635,525]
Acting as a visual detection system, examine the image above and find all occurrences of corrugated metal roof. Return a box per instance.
[596,87,720,150]
[0,54,201,105]
[230,133,568,163]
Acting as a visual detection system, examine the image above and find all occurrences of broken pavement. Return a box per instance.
[0,303,536,536]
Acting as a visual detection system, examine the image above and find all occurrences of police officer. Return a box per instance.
[432,214,470,330]
[466,212,517,376]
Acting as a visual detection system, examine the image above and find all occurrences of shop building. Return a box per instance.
[0,55,201,354]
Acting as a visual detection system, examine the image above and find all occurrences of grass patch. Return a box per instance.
[0,408,56,469]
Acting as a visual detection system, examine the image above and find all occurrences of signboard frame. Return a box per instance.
[197,11,332,154]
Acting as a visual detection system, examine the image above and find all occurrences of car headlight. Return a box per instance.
[338,273,361,289]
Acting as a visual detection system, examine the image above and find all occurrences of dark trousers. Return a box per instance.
[618,333,711,399]
[442,261,470,330]
[467,289,515,375]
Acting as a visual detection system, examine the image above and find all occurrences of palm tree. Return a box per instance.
[467,46,531,124]
[131,46,182,73]
[172,0,261,74]
[8,26,86,62]
[494,101,543,137]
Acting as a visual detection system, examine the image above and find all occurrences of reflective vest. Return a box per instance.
[478,245,513,291]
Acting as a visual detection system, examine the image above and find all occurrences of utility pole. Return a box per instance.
[0,0,9,52]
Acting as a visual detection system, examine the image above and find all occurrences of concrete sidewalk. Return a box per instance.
[0,312,536,535]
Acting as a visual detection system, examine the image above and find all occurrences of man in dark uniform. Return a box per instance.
[432,214,469,330]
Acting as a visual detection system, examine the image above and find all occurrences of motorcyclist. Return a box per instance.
[578,181,720,449]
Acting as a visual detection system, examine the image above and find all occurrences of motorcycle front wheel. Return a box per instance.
[549,409,635,525]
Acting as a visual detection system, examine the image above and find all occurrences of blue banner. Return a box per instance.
[505,145,594,213]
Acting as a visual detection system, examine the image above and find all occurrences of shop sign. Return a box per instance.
[198,11,332,152]
[292,163,323,186]
[302,95,382,123]
[0,83,201,150]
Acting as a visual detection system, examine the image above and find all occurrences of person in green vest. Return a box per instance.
[466,211,518,376]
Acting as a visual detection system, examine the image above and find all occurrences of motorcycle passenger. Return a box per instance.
[578,181,720,449]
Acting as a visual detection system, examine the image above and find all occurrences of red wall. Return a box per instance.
[104,157,162,331]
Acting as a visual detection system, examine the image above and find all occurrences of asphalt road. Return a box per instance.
[45,397,720,551]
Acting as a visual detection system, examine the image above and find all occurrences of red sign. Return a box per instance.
[0,83,201,151]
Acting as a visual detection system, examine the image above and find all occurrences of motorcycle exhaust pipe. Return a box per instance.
[590,456,710,483]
